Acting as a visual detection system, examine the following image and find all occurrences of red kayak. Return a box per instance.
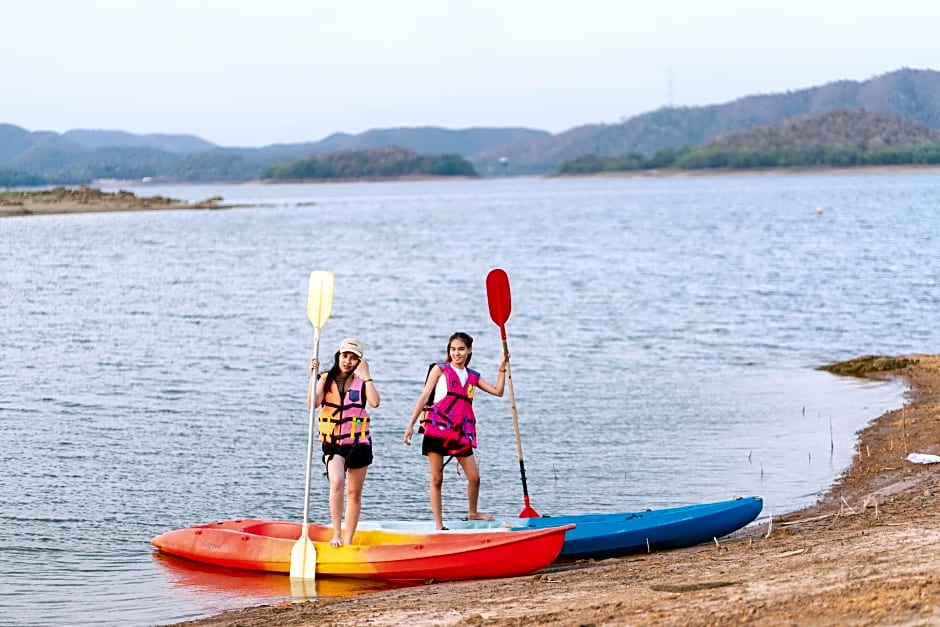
[151,518,573,582]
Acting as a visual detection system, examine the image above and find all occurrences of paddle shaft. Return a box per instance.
[486,268,538,516]
[501,335,533,506]
[300,328,322,535]
[292,270,334,581]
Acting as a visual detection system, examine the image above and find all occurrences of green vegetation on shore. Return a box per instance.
[557,141,940,174]
[558,109,940,175]
[0,168,51,187]
[260,147,477,180]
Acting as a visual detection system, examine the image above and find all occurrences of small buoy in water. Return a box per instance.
[816,207,823,216]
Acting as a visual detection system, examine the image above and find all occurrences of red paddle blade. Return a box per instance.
[486,268,512,327]
[520,496,539,518]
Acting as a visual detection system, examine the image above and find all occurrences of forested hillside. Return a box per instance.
[558,109,940,174]
[2,67,939,185]
[260,147,477,180]
[706,109,940,151]
[0,125,534,185]
[476,67,940,173]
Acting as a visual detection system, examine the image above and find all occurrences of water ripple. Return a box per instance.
[3,174,936,625]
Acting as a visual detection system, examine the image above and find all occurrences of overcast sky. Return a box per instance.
[3,0,937,147]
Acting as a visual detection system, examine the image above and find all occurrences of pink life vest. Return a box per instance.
[318,375,371,446]
[420,362,479,454]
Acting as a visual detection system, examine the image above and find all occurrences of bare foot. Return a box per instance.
[468,512,495,521]
[329,536,343,548]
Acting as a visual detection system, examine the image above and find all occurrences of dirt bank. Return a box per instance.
[172,354,940,626]
[0,186,238,217]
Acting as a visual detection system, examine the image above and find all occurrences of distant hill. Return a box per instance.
[0,124,65,164]
[63,129,217,154]
[706,109,940,151]
[476,67,940,172]
[0,124,544,184]
[2,67,939,184]
[558,108,940,174]
[309,127,549,160]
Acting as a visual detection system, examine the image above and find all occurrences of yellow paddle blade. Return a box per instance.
[289,533,318,580]
[290,574,317,599]
[307,270,334,329]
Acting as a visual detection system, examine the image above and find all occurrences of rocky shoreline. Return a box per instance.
[170,354,940,626]
[0,186,237,217]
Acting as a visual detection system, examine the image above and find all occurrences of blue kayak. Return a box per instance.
[360,496,763,559]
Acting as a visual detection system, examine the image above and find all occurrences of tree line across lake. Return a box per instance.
[259,147,477,180]
[7,142,940,188]
[557,142,940,174]
[0,147,477,187]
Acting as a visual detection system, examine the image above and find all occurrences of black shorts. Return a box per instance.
[321,443,373,469]
[421,435,473,458]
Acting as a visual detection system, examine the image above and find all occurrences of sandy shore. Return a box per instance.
[0,186,239,217]
[169,354,940,626]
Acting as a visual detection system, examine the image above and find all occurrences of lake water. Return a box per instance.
[2,172,937,626]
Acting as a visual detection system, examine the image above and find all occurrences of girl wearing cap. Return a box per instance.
[403,331,506,530]
[308,338,380,547]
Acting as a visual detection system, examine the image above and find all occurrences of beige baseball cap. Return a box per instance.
[338,338,364,358]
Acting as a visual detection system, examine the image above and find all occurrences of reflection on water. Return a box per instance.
[153,552,412,608]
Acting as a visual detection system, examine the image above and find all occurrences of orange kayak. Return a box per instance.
[151,518,573,582]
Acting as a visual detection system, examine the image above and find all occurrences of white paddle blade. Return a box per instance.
[289,536,318,580]
[307,270,335,329]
